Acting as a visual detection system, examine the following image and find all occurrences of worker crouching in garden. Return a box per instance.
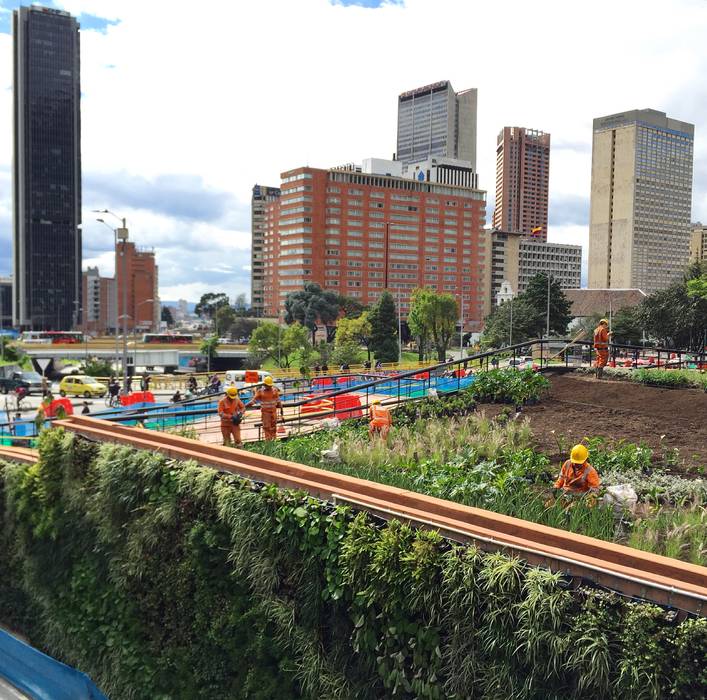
[368,399,392,440]
[218,387,245,447]
[554,444,601,504]
[246,376,283,441]
[593,318,612,379]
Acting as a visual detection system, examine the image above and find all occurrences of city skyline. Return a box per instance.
[0,0,706,303]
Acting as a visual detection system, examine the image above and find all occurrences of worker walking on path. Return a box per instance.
[246,376,283,441]
[368,399,392,440]
[555,444,601,498]
[218,386,246,447]
[593,318,612,379]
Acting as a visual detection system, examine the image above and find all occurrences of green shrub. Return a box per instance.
[394,389,477,425]
[585,436,654,474]
[471,368,550,405]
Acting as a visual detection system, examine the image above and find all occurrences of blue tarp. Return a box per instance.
[0,629,107,700]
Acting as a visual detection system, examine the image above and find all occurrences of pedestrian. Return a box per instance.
[554,444,601,497]
[41,374,49,398]
[593,318,612,379]
[126,375,133,393]
[171,390,182,403]
[187,375,198,393]
[15,385,27,411]
[108,377,120,405]
[368,399,392,440]
[321,363,329,373]
[81,401,91,415]
[246,376,283,441]
[218,386,245,447]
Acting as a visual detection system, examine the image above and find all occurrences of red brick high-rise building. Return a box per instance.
[493,127,550,241]
[262,163,489,330]
[116,241,159,333]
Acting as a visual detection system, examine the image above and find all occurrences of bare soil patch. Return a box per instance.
[489,372,707,472]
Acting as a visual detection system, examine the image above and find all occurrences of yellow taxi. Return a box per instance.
[59,375,107,398]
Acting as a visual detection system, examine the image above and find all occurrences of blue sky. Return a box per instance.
[0,0,706,302]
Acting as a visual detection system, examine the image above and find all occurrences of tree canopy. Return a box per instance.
[214,305,237,337]
[408,289,458,361]
[284,283,341,344]
[195,293,230,320]
[160,306,174,327]
[248,322,311,368]
[369,291,398,363]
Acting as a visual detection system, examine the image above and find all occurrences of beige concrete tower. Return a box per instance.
[588,109,694,292]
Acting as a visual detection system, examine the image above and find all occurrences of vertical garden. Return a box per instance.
[0,429,705,699]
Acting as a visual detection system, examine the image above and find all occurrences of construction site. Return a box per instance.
[0,338,706,699]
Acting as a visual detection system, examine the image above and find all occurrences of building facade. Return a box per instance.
[518,240,582,292]
[588,109,694,293]
[490,229,522,305]
[690,223,707,264]
[262,165,489,331]
[116,242,159,333]
[12,6,82,330]
[81,267,116,335]
[251,184,281,316]
[396,81,477,170]
[493,127,550,241]
[490,230,581,304]
[0,278,12,329]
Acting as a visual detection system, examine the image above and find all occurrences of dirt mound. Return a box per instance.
[520,372,707,471]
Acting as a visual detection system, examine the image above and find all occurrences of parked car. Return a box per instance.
[0,369,44,395]
[59,375,107,398]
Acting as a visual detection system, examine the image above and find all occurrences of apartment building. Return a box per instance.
[251,184,281,315]
[493,127,550,241]
[116,242,159,332]
[262,164,490,330]
[81,267,116,335]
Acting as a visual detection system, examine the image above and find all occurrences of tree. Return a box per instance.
[214,305,237,337]
[369,291,398,363]
[230,318,260,343]
[161,306,174,327]
[407,289,432,361]
[611,305,643,345]
[521,274,572,337]
[407,289,458,362]
[337,295,366,319]
[335,312,373,360]
[284,283,341,345]
[199,336,219,372]
[248,322,311,368]
[195,293,230,320]
[481,298,543,349]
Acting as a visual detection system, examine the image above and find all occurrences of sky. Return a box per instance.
[0,0,706,303]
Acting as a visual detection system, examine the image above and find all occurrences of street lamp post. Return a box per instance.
[94,210,129,389]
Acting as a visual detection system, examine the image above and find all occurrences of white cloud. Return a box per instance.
[1,0,706,300]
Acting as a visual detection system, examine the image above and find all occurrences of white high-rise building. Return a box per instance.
[396,81,477,170]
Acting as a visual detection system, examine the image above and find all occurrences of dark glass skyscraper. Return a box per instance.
[13,5,82,330]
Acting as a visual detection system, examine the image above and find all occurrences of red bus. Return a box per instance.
[141,333,194,345]
[20,331,84,344]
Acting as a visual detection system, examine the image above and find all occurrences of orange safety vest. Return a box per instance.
[218,396,245,424]
[369,405,391,427]
[594,326,609,350]
[252,388,281,411]
[555,460,601,493]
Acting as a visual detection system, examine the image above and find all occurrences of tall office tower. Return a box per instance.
[13,6,82,330]
[493,127,551,241]
[588,109,694,293]
[251,184,281,316]
[396,81,477,170]
[262,161,489,331]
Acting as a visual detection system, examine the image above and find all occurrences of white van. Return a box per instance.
[224,370,283,392]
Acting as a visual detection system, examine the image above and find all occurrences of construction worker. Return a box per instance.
[554,444,601,497]
[246,376,283,441]
[368,399,392,440]
[218,386,246,447]
[593,318,612,379]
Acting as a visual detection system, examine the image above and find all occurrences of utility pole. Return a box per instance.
[118,223,129,392]
[459,296,464,358]
[509,297,513,346]
[397,287,402,364]
[546,273,551,339]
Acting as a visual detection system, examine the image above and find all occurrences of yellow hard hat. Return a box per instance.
[263,376,273,386]
[226,387,239,398]
[599,318,609,325]
[570,444,589,464]
[371,399,381,405]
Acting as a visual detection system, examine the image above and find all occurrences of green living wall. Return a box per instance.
[0,430,705,700]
